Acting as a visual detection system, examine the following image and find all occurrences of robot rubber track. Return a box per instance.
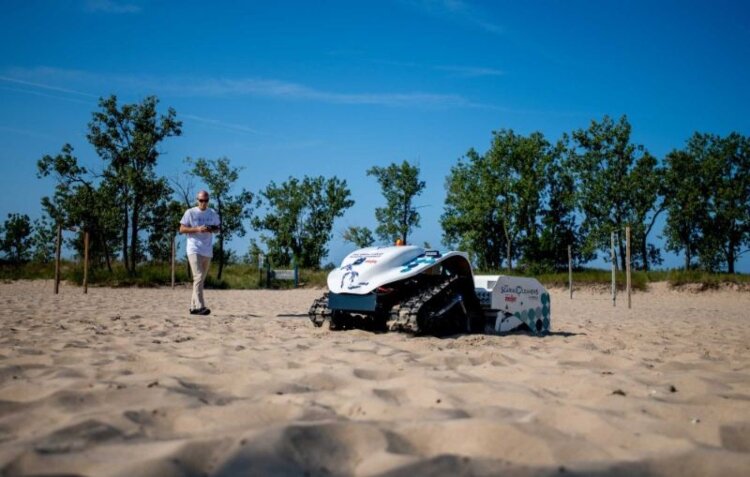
[308,244,551,336]
[309,275,480,335]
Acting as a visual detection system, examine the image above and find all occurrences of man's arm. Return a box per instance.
[180,224,211,234]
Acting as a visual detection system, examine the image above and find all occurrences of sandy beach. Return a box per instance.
[0,280,749,476]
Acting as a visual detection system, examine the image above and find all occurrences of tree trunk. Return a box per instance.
[130,202,139,274]
[640,208,664,273]
[727,242,736,274]
[122,205,129,272]
[218,236,225,279]
[684,246,691,271]
[507,240,512,272]
[402,204,409,245]
[100,230,113,273]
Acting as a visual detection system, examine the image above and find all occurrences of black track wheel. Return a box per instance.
[308,294,331,327]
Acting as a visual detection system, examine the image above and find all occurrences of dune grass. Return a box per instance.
[0,261,746,290]
[474,267,748,291]
[0,260,329,289]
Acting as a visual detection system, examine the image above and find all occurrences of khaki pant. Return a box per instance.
[188,254,211,310]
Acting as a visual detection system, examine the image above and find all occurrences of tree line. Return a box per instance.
[441,117,748,273]
[1,96,748,275]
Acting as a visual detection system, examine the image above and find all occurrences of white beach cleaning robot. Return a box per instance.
[309,245,550,336]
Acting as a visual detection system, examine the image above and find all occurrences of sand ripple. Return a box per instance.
[0,280,749,476]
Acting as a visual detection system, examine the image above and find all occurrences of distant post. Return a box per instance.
[611,231,616,307]
[258,254,265,288]
[54,223,62,295]
[568,245,573,299]
[83,231,89,294]
[626,226,631,309]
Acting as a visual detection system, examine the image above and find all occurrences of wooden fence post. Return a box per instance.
[54,223,62,295]
[611,231,616,307]
[626,226,631,309]
[568,245,573,299]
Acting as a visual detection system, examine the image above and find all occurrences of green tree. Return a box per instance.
[442,148,507,270]
[342,226,375,248]
[30,215,57,263]
[254,175,354,268]
[663,149,704,270]
[671,133,750,272]
[500,131,553,269]
[367,161,426,245]
[146,198,184,262]
[710,133,750,273]
[246,239,264,267]
[37,144,120,271]
[0,213,33,264]
[628,151,664,271]
[570,115,662,270]
[87,95,182,273]
[187,157,255,279]
[536,135,588,270]
[442,130,559,271]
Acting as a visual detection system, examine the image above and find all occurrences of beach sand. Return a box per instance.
[1,280,749,476]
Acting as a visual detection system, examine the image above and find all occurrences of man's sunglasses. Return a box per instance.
[198,199,209,203]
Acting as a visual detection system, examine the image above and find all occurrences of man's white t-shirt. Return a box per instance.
[180,207,220,257]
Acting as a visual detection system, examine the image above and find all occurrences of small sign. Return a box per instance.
[274,270,295,280]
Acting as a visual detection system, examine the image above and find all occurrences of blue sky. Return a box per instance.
[1,0,748,271]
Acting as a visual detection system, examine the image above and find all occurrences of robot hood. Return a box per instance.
[327,245,472,295]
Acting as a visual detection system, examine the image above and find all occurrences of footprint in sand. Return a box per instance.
[352,368,402,381]
[34,419,124,454]
[372,388,407,405]
[720,422,750,452]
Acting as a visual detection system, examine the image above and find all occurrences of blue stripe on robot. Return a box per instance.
[399,256,437,273]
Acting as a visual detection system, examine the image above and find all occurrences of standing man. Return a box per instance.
[179,190,220,315]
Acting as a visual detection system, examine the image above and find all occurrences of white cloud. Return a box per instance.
[371,59,504,79]
[180,78,473,107]
[0,75,96,98]
[183,114,266,136]
[400,0,504,35]
[2,67,480,108]
[434,65,504,78]
[0,84,94,106]
[0,124,54,139]
[84,0,142,14]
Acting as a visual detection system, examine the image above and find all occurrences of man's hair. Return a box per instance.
[196,190,209,199]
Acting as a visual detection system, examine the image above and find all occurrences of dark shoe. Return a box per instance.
[189,308,200,315]
[196,307,211,316]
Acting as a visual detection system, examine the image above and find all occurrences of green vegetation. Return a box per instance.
[2,97,748,281]
[367,160,426,245]
[342,226,375,248]
[253,175,354,268]
[655,270,750,288]
[530,269,650,291]
[2,260,746,291]
[0,261,330,289]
